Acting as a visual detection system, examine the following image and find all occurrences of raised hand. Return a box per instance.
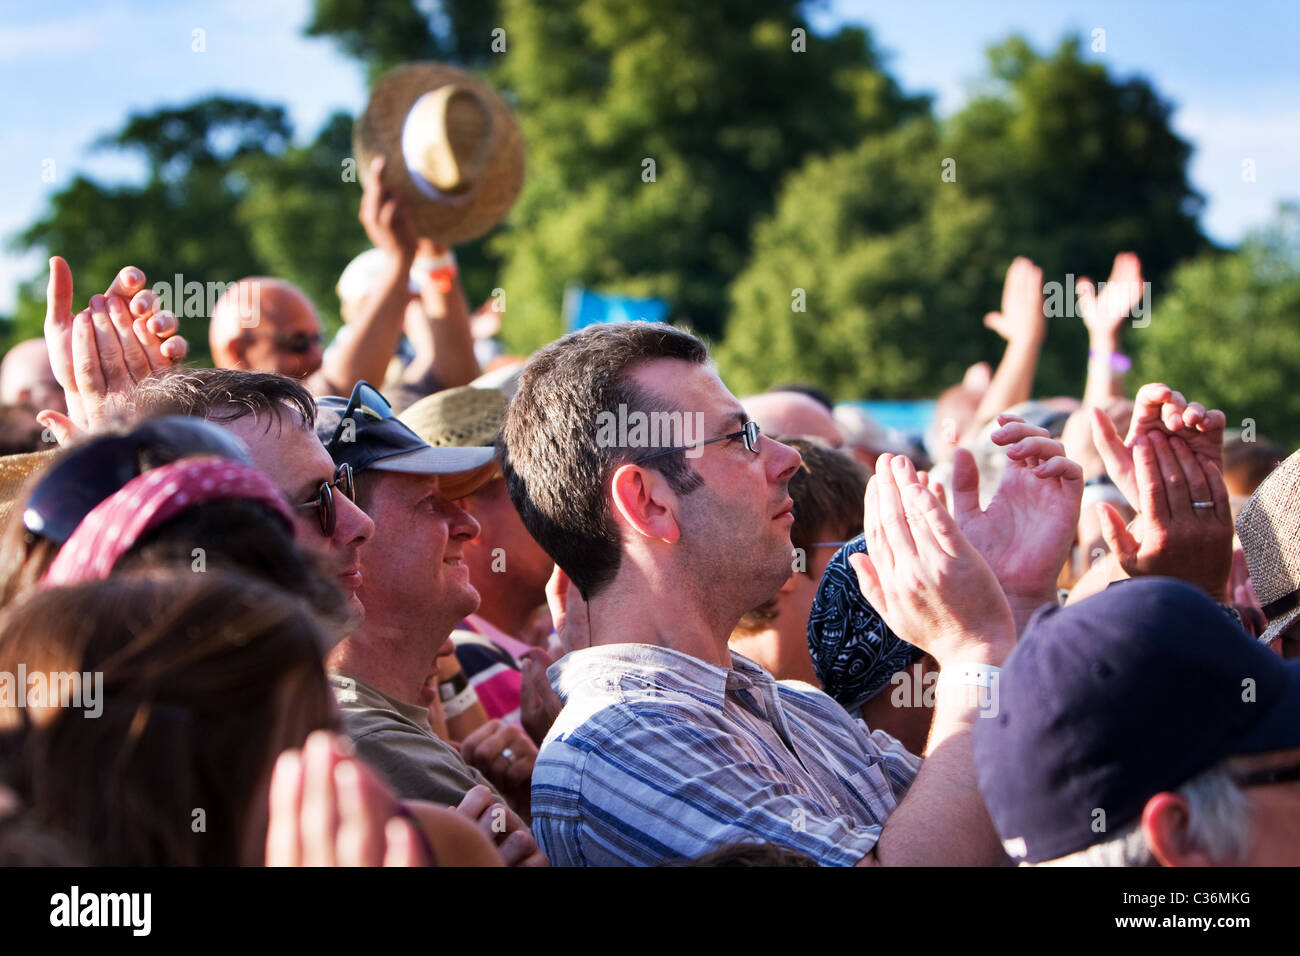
[40,257,187,443]
[1090,382,1226,509]
[360,156,418,261]
[983,256,1045,345]
[520,646,563,747]
[1096,431,1233,602]
[849,454,1015,666]
[458,719,537,819]
[952,416,1082,629]
[1078,252,1144,344]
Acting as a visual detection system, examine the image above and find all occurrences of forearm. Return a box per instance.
[973,336,1042,432]
[321,253,413,393]
[863,670,1005,867]
[1003,587,1060,636]
[416,276,479,389]
[1083,332,1126,407]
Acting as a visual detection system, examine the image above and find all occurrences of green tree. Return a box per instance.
[718,34,1209,400]
[1133,204,1300,450]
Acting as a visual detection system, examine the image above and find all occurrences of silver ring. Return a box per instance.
[500,747,516,763]
[1192,501,1215,509]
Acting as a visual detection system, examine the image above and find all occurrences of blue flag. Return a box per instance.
[563,284,670,330]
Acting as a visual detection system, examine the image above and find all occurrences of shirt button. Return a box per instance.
[830,796,841,809]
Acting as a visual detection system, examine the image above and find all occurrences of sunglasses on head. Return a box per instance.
[296,462,356,537]
[632,419,762,464]
[23,417,253,545]
[325,381,394,457]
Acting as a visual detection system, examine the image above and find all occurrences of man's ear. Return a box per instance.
[610,463,680,544]
[1141,792,1214,867]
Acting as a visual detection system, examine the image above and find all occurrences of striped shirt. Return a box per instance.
[531,643,922,867]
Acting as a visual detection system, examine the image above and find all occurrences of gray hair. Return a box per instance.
[1032,763,1253,867]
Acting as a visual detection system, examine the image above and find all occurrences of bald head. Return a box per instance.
[742,391,843,447]
[0,338,64,413]
[209,278,323,381]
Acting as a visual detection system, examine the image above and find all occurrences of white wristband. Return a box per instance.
[936,663,1001,690]
[441,684,479,719]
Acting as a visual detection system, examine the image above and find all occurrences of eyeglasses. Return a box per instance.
[1231,761,1300,789]
[326,381,394,456]
[23,417,252,545]
[274,331,322,355]
[633,419,762,465]
[296,463,356,537]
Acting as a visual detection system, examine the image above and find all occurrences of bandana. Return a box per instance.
[42,457,294,588]
[806,533,924,712]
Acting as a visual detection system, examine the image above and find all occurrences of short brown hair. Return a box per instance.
[132,367,316,430]
[500,324,708,598]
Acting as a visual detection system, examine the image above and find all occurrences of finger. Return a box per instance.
[456,784,495,823]
[103,265,146,302]
[160,335,188,363]
[906,481,968,559]
[45,256,74,333]
[334,758,385,866]
[1198,408,1227,441]
[129,288,159,319]
[1182,402,1206,429]
[991,421,1050,447]
[146,308,178,338]
[950,447,981,522]
[88,295,129,390]
[1032,455,1084,484]
[1096,503,1138,572]
[497,829,536,866]
[108,295,151,382]
[470,723,515,769]
[847,551,886,616]
[874,455,917,559]
[931,479,947,512]
[35,410,77,447]
[1167,435,1211,508]
[1089,406,1135,506]
[1199,454,1232,525]
[1133,437,1172,526]
[299,731,341,867]
[382,816,425,868]
[1148,431,1192,519]
[458,719,500,756]
[1128,383,1173,442]
[862,476,894,571]
[1160,391,1189,432]
[71,311,107,397]
[1005,436,1066,462]
[265,749,305,867]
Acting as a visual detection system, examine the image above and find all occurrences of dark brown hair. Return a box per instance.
[0,570,338,866]
[500,324,708,598]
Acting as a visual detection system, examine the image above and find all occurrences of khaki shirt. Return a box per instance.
[329,672,501,807]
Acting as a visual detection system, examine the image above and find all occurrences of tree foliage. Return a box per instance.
[1132,205,1300,449]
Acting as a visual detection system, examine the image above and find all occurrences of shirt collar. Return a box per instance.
[548,643,774,709]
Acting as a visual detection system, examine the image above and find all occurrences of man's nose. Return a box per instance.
[764,436,802,485]
[448,501,481,542]
[334,492,375,545]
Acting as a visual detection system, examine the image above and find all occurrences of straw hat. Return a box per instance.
[1237,449,1300,645]
[0,449,57,527]
[399,385,508,450]
[354,63,525,246]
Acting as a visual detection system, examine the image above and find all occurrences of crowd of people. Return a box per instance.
[1,62,1298,870]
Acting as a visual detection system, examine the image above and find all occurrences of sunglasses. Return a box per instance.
[275,331,322,355]
[23,417,253,545]
[1231,761,1300,789]
[295,462,356,538]
[633,419,762,464]
[326,381,394,457]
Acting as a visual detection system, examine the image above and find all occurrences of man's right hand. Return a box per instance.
[849,454,1016,667]
[455,784,548,867]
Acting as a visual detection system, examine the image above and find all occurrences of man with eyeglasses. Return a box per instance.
[315,382,548,866]
[499,322,1086,866]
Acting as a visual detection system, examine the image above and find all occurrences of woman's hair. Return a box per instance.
[0,569,339,866]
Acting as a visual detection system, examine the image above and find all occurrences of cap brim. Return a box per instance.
[1258,603,1300,647]
[366,446,498,498]
[1235,656,1300,755]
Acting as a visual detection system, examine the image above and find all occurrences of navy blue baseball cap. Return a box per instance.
[974,577,1300,864]
[315,383,496,498]
[807,534,924,712]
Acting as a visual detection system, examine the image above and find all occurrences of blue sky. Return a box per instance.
[2,0,1296,312]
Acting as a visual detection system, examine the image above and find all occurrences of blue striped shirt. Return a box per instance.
[532,644,922,866]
